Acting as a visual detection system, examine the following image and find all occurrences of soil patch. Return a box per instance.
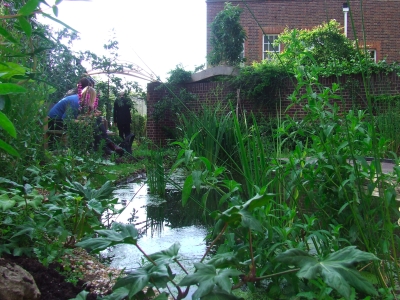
[0,255,98,300]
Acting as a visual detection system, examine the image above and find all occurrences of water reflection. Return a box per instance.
[104,178,215,272]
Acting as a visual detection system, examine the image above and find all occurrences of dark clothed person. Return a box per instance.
[113,96,132,140]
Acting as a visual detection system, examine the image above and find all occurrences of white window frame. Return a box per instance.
[263,34,280,60]
[368,49,377,62]
[240,42,245,67]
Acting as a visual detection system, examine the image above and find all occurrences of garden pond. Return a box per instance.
[101,171,217,298]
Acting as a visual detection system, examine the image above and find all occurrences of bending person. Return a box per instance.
[47,77,93,129]
[77,87,124,156]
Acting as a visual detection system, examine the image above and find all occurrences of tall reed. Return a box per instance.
[147,148,166,196]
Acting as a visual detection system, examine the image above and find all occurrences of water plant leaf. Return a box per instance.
[0,83,27,95]
[144,264,171,288]
[18,0,40,15]
[242,192,274,211]
[113,269,150,298]
[192,170,203,192]
[182,174,193,206]
[0,193,15,210]
[179,263,241,298]
[14,193,42,209]
[101,287,129,300]
[18,17,32,37]
[68,180,114,201]
[148,242,180,264]
[0,26,18,44]
[40,12,78,32]
[206,251,240,268]
[0,111,16,138]
[87,199,103,214]
[201,287,244,300]
[76,224,139,252]
[52,5,58,17]
[0,139,19,157]
[216,192,273,232]
[0,177,23,187]
[276,246,379,298]
[153,293,169,300]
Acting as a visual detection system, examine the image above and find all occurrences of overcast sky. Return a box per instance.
[39,0,207,87]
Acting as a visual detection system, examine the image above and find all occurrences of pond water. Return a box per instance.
[102,174,215,298]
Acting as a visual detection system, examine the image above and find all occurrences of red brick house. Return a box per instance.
[206,0,400,63]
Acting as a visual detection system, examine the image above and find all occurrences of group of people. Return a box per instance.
[47,77,132,155]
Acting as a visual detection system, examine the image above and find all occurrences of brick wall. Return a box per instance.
[147,72,400,145]
[206,0,400,63]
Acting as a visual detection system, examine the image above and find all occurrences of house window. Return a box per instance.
[368,49,377,62]
[263,35,280,60]
[240,42,245,66]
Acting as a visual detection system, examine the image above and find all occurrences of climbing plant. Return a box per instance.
[207,2,247,67]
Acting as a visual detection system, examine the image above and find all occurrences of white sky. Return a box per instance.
[38,0,207,88]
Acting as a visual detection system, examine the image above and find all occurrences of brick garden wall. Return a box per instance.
[147,72,400,145]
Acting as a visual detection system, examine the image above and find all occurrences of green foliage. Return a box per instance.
[166,64,192,85]
[277,247,379,298]
[276,20,358,68]
[38,27,87,104]
[147,148,166,196]
[76,223,139,252]
[131,113,146,139]
[179,263,242,299]
[152,65,198,134]
[231,60,288,103]
[208,2,247,66]
[176,101,235,166]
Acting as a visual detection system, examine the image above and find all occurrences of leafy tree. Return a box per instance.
[276,20,358,67]
[208,2,247,66]
[38,27,87,104]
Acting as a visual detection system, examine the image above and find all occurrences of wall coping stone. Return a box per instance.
[190,66,239,83]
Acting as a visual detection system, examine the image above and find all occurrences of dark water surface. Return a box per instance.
[103,176,213,298]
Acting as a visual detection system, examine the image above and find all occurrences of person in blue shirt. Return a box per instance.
[47,77,93,130]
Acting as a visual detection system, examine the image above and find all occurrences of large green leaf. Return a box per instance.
[0,63,27,79]
[0,193,15,210]
[179,263,241,299]
[0,26,18,44]
[69,180,114,201]
[18,17,32,37]
[87,199,103,214]
[0,83,27,95]
[146,264,171,288]
[182,174,193,206]
[206,252,240,269]
[153,293,169,300]
[0,111,16,137]
[214,192,274,232]
[76,224,139,252]
[0,139,19,157]
[101,287,129,300]
[40,12,78,32]
[113,269,150,298]
[276,246,379,298]
[148,242,181,264]
[15,193,42,209]
[0,177,23,187]
[201,286,244,300]
[18,0,40,15]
